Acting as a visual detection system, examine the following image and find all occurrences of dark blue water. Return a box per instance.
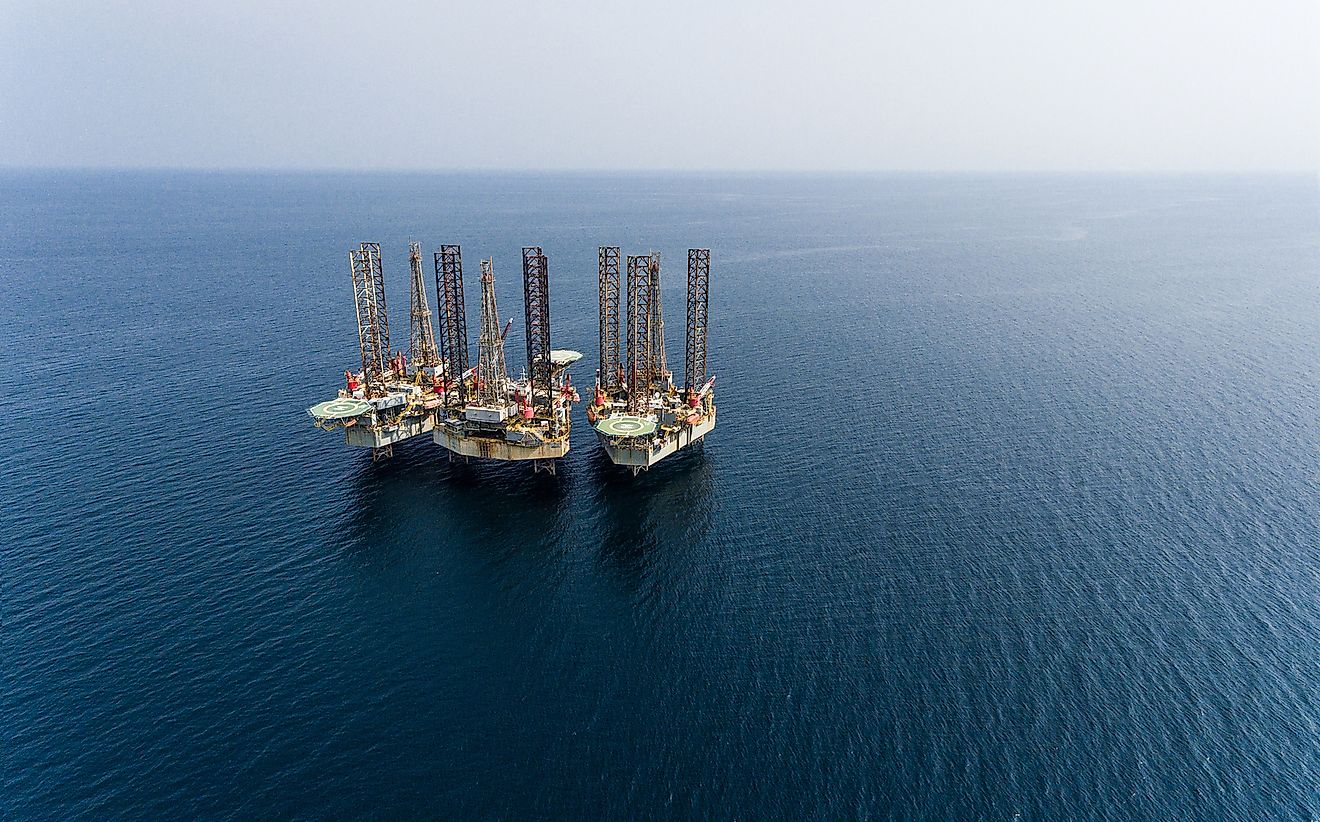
[3,171,1319,819]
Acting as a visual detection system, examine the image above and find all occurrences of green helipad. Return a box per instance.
[308,398,373,420]
[595,414,656,437]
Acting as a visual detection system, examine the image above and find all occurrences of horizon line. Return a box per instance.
[1,164,1317,177]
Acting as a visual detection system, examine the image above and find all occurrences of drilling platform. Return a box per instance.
[307,242,446,460]
[431,245,582,474]
[587,248,715,474]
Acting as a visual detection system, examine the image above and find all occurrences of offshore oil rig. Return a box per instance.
[307,242,444,460]
[586,248,715,474]
[308,242,581,471]
[430,245,581,474]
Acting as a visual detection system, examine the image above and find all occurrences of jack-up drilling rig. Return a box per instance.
[587,248,715,474]
[431,246,582,473]
[307,242,447,460]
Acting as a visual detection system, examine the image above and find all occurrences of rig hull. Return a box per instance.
[433,424,569,462]
[595,410,715,472]
[344,413,435,450]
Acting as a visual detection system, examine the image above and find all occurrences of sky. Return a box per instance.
[1,0,1316,172]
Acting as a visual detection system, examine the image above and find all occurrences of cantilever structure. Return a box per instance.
[431,246,581,473]
[308,242,446,460]
[588,248,716,474]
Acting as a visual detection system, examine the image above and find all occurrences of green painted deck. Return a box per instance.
[594,414,657,437]
[308,398,373,420]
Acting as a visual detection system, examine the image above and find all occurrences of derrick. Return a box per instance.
[685,248,710,393]
[435,244,470,406]
[648,253,667,389]
[523,247,552,414]
[349,242,389,395]
[598,247,622,392]
[625,254,654,410]
[474,259,508,407]
[408,241,441,369]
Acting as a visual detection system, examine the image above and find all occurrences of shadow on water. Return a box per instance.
[341,438,571,566]
[335,433,721,606]
[587,444,716,591]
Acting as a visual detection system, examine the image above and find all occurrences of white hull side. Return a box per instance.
[433,427,569,462]
[596,413,716,470]
[343,413,435,449]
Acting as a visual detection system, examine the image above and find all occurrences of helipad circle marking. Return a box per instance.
[595,414,657,437]
[309,398,373,420]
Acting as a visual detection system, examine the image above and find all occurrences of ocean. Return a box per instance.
[2,170,1318,819]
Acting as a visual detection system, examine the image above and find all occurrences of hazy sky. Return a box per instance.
[2,0,1316,171]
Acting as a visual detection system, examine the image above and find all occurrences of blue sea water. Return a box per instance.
[2,170,1319,820]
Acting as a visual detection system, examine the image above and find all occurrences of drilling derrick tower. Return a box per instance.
[626,254,654,410]
[435,244,470,406]
[648,253,668,390]
[589,247,716,474]
[523,247,552,416]
[598,247,622,393]
[408,241,441,370]
[350,242,390,395]
[475,259,508,407]
[685,248,710,396]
